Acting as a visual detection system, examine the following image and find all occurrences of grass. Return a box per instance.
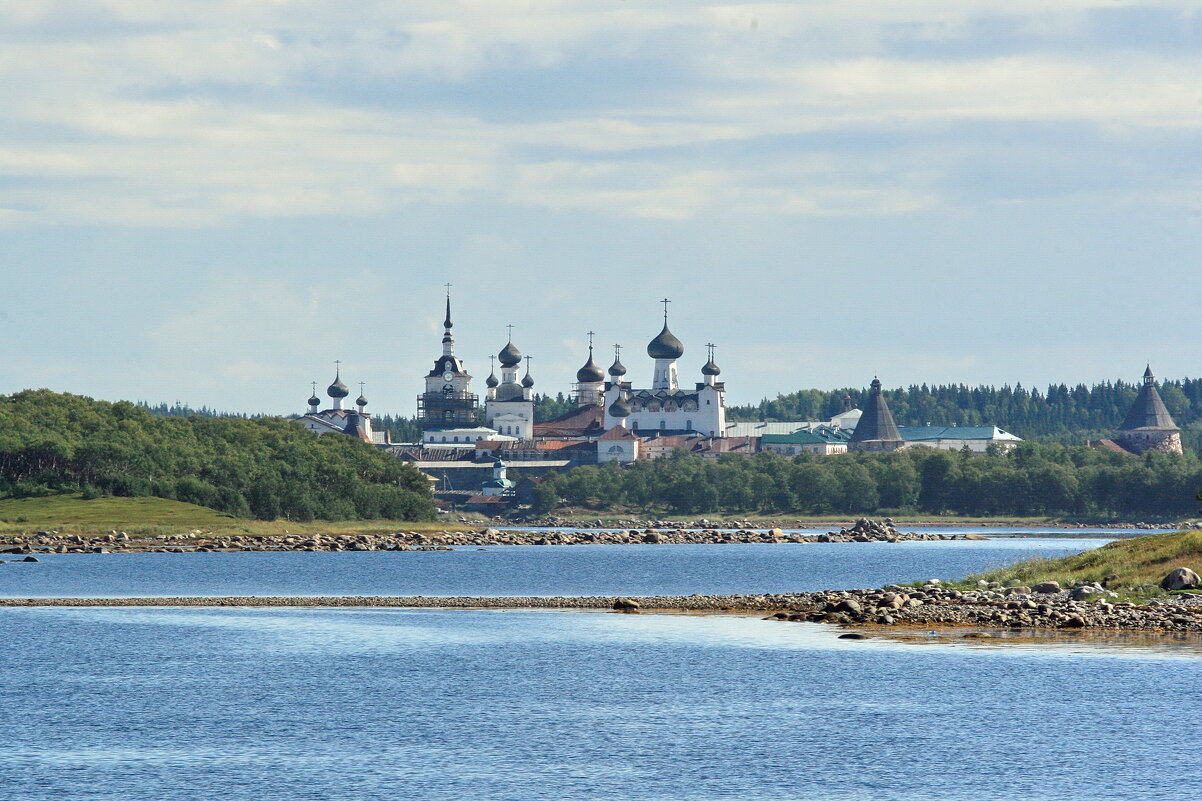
[0,494,477,537]
[960,529,1202,598]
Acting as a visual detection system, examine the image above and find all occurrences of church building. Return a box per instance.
[602,304,726,438]
[484,331,536,440]
[297,366,389,445]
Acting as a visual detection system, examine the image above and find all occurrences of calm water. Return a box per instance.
[1,607,1199,801]
[0,539,1109,598]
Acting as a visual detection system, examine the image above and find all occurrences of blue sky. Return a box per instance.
[0,1,1199,415]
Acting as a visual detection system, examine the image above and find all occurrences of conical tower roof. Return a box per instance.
[849,377,902,443]
[1120,366,1178,431]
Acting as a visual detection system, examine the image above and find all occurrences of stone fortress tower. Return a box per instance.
[1116,365,1183,455]
[848,377,904,452]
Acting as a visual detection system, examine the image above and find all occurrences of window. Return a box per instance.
[686,420,693,431]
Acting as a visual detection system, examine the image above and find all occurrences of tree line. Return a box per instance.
[727,378,1202,451]
[3,390,435,522]
[531,445,1202,519]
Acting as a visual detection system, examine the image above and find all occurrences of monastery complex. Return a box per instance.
[296,293,1181,508]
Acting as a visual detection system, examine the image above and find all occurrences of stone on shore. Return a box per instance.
[1032,581,1061,594]
[613,598,640,611]
[1160,567,1200,591]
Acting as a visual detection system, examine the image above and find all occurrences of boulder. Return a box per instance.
[833,599,863,615]
[1160,568,1201,591]
[612,598,640,611]
[837,632,867,640]
[1031,581,1061,594]
[642,532,663,544]
[1069,586,1098,601]
[21,556,39,563]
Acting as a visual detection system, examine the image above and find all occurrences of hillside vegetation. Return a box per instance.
[965,529,1202,594]
[0,390,434,522]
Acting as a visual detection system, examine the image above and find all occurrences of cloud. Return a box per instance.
[0,1,1198,227]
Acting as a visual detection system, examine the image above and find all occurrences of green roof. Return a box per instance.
[898,426,1019,441]
[762,427,851,445]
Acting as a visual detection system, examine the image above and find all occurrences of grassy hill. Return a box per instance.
[0,494,471,537]
[965,529,1202,596]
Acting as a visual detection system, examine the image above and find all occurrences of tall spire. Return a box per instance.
[442,283,455,356]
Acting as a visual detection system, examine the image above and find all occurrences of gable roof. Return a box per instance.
[763,426,852,445]
[898,426,1021,442]
[533,404,604,438]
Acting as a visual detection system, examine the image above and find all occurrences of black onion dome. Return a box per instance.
[577,353,605,383]
[647,323,684,360]
[498,340,522,368]
[521,372,535,388]
[308,394,320,406]
[609,397,631,417]
[702,359,720,376]
[485,371,499,388]
[327,375,349,398]
[356,394,368,407]
[608,358,626,377]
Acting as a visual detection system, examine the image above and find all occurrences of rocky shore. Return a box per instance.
[0,518,973,555]
[525,516,1186,531]
[4,585,1201,634]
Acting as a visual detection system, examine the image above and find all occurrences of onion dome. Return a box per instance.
[609,396,631,418]
[498,340,522,368]
[577,349,605,383]
[521,372,535,389]
[308,393,320,407]
[485,371,499,388]
[356,394,368,408]
[701,359,720,377]
[609,357,626,378]
[327,373,349,399]
[647,322,684,360]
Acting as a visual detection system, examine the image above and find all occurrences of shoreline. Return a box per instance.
[4,591,1201,634]
[0,518,1121,555]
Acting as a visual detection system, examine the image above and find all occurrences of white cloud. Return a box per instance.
[0,1,1198,226]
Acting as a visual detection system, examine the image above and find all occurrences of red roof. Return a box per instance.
[533,405,604,438]
[598,426,638,440]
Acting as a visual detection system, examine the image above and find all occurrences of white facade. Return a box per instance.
[603,384,725,436]
[422,426,515,446]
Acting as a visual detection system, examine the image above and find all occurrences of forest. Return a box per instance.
[4,391,435,522]
[531,445,1202,519]
[725,378,1202,450]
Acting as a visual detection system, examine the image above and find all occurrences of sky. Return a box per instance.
[0,1,1200,415]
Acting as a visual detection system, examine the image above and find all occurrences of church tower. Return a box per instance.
[484,328,535,440]
[1116,365,1183,455]
[574,332,605,407]
[417,289,478,430]
[647,300,684,391]
[849,377,904,452]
